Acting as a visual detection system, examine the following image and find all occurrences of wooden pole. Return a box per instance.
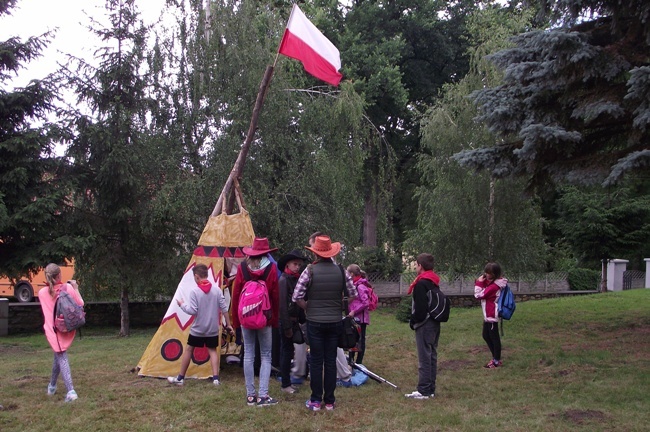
[212,65,275,216]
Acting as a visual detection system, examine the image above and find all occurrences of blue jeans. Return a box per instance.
[242,326,272,397]
[307,320,342,404]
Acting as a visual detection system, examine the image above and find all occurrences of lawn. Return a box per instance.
[1,290,649,432]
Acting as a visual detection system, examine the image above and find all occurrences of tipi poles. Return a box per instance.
[212,65,276,216]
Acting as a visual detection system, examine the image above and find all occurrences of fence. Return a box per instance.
[623,270,646,290]
[366,271,570,297]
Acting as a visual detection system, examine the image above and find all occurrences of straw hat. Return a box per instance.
[305,236,341,258]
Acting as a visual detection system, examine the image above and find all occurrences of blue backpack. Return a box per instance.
[497,284,515,320]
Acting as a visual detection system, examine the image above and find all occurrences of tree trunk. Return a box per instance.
[363,188,378,247]
[119,287,130,337]
[600,259,608,292]
[488,178,495,259]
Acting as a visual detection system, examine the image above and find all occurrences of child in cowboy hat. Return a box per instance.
[292,235,358,411]
[277,249,309,393]
[231,237,280,407]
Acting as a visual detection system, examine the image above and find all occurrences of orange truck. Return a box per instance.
[0,261,75,302]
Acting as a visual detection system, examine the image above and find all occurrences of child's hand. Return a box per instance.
[176,298,184,307]
[225,325,234,335]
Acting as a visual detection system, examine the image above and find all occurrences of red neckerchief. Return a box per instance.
[352,275,362,283]
[284,267,300,278]
[408,270,440,295]
[197,279,212,294]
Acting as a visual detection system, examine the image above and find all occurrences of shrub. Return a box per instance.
[568,268,601,290]
[395,295,412,322]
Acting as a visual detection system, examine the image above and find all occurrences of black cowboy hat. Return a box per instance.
[278,249,309,272]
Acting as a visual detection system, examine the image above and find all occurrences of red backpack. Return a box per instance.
[238,265,273,330]
[365,282,379,311]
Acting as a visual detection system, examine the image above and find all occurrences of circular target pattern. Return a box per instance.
[161,339,183,362]
[192,346,209,365]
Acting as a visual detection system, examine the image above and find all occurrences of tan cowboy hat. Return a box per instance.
[242,237,278,257]
[305,236,341,258]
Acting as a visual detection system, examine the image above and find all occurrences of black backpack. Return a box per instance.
[428,284,450,322]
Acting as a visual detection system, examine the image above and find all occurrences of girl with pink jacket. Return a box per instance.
[39,263,84,402]
[474,262,507,368]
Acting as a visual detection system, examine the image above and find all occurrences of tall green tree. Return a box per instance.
[332,0,478,257]
[454,0,650,188]
[63,0,192,335]
[0,0,77,283]
[407,4,546,273]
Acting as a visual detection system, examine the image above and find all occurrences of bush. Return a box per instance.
[568,268,601,290]
[395,295,412,322]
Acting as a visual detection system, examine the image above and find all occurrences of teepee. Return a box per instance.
[137,183,255,378]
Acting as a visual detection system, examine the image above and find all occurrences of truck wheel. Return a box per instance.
[15,283,34,303]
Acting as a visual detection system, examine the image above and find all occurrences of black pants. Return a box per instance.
[348,323,367,365]
[482,321,501,361]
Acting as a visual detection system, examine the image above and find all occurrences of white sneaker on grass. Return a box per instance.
[213,379,220,386]
[47,384,57,396]
[404,390,431,400]
[167,376,184,386]
[65,390,78,402]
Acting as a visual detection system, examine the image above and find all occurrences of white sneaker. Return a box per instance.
[167,376,184,386]
[404,390,430,400]
[47,384,57,396]
[213,379,220,386]
[65,390,78,402]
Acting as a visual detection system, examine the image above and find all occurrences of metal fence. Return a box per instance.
[623,270,646,290]
[366,271,570,297]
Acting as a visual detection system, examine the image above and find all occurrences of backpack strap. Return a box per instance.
[240,263,273,282]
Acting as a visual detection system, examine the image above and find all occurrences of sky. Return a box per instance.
[1,0,169,87]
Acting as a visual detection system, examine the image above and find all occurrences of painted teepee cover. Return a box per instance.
[137,210,255,378]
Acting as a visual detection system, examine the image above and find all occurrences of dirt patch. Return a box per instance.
[562,409,607,424]
[0,404,18,411]
[439,359,473,371]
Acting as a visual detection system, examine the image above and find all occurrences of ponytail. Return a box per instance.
[44,263,61,297]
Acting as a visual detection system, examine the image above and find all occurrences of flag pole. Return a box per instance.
[212,64,275,216]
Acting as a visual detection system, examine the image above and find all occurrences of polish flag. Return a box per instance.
[278,5,342,86]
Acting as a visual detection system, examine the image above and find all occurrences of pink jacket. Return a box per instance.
[349,278,371,325]
[474,277,507,323]
[39,283,84,352]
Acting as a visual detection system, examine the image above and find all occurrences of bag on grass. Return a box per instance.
[53,284,85,333]
[238,265,273,330]
[497,283,516,320]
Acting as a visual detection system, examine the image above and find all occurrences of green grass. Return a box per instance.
[1,290,649,431]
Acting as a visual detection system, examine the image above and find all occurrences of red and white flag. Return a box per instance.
[278,5,342,86]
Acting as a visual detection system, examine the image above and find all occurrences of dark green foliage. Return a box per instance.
[567,268,601,291]
[455,0,650,188]
[344,246,403,277]
[0,0,78,278]
[395,294,412,323]
[553,184,650,267]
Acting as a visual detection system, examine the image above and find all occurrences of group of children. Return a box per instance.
[166,235,374,408]
[39,252,505,406]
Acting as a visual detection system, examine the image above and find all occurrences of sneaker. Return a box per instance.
[336,379,352,388]
[167,376,184,386]
[256,396,279,407]
[246,395,257,406]
[484,359,501,369]
[305,399,321,411]
[325,403,336,411]
[213,379,221,386]
[404,390,430,400]
[47,384,57,396]
[65,390,78,402]
[281,385,297,394]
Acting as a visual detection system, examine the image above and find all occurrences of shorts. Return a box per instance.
[187,334,219,348]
